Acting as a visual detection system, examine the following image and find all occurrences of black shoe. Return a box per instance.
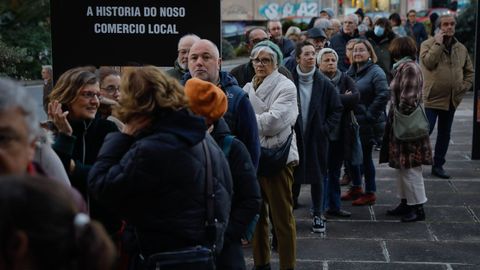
[401,205,425,222]
[326,209,352,217]
[252,263,271,270]
[386,199,409,216]
[432,167,451,179]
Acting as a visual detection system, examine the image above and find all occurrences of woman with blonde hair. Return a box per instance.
[89,66,232,269]
[341,39,389,206]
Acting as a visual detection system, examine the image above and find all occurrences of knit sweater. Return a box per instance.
[296,65,315,130]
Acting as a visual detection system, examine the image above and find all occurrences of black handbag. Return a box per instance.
[257,129,293,177]
[135,139,217,270]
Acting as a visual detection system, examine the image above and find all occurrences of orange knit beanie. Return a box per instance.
[184,78,227,122]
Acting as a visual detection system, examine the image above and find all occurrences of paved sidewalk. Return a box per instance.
[245,92,480,270]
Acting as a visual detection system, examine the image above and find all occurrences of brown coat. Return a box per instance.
[420,37,474,111]
[380,60,433,169]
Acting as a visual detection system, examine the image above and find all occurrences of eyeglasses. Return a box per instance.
[353,49,368,53]
[100,85,120,94]
[251,57,272,66]
[79,91,101,100]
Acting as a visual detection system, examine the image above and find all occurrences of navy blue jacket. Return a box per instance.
[183,72,260,169]
[347,61,390,141]
[88,109,233,254]
[405,21,427,49]
[330,30,360,72]
[211,118,261,243]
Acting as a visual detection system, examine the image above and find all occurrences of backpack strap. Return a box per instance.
[221,135,235,158]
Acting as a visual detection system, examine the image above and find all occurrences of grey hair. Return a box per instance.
[438,14,456,25]
[345,14,359,25]
[317,48,339,64]
[0,78,40,142]
[250,46,278,68]
[178,33,201,47]
[314,18,332,30]
[42,65,53,73]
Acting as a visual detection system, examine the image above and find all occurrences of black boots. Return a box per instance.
[401,204,426,222]
[386,199,409,216]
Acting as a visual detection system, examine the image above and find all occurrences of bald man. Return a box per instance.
[183,39,260,169]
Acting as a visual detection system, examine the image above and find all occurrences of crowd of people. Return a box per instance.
[0,6,473,270]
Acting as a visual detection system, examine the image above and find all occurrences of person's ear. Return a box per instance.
[217,58,222,70]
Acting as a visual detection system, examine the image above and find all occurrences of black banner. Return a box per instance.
[50,0,221,79]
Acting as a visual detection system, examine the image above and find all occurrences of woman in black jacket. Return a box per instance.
[47,67,119,234]
[88,66,233,266]
[317,48,360,217]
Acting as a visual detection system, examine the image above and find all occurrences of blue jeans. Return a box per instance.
[425,105,456,168]
[351,139,376,193]
[324,140,343,211]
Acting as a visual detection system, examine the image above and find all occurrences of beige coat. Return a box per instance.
[420,37,474,111]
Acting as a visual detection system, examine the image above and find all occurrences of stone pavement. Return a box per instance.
[244,92,480,270]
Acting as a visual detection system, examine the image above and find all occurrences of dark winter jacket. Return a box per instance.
[88,109,233,255]
[323,71,360,161]
[405,21,428,49]
[366,30,397,83]
[183,71,261,169]
[275,36,295,58]
[52,116,119,233]
[52,117,118,197]
[211,118,261,244]
[330,29,360,72]
[166,60,187,81]
[293,68,343,185]
[347,61,389,142]
[230,61,294,88]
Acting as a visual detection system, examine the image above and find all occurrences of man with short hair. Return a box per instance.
[41,65,53,113]
[267,20,295,58]
[184,39,261,168]
[330,14,360,71]
[405,9,427,49]
[230,27,293,87]
[420,14,474,179]
[166,34,200,81]
[283,27,327,74]
[319,8,335,19]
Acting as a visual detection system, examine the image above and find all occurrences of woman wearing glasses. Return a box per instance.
[47,67,120,235]
[98,67,124,130]
[243,40,298,270]
[341,39,389,206]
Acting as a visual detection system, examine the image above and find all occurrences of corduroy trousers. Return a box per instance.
[252,163,296,270]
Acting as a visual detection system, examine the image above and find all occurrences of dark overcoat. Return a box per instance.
[293,68,343,185]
